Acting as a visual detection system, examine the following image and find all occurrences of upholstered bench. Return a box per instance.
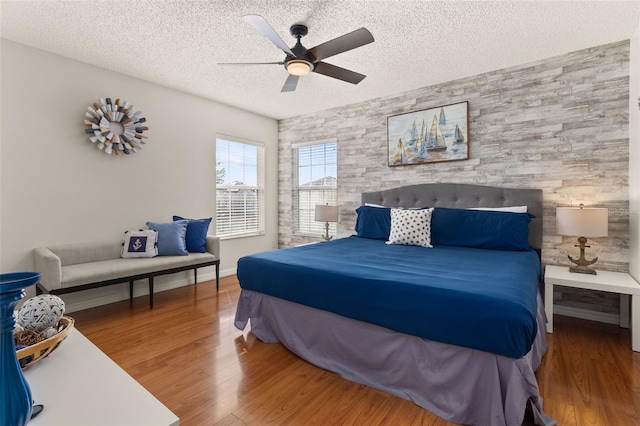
[33,236,220,309]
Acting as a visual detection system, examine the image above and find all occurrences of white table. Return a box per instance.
[23,329,179,426]
[544,265,640,351]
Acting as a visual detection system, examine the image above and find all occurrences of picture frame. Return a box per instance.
[388,101,469,166]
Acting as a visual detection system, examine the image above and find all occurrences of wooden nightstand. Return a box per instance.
[544,265,640,351]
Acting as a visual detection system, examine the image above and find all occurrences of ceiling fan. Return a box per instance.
[221,15,374,92]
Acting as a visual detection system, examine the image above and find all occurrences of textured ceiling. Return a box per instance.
[1,1,639,120]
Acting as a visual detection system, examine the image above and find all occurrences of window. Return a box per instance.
[294,139,337,235]
[215,136,264,238]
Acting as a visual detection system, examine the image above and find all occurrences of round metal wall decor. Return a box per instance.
[84,98,148,155]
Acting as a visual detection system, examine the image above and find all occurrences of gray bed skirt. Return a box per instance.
[235,290,555,426]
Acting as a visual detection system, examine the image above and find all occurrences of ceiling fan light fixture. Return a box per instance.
[286,59,313,76]
[238,16,374,92]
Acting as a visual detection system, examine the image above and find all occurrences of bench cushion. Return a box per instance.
[60,252,217,289]
[52,241,122,267]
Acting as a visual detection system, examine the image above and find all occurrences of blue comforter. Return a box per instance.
[237,236,541,358]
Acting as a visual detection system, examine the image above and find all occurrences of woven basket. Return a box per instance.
[15,316,74,370]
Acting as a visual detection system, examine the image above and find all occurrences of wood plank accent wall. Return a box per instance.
[278,40,630,315]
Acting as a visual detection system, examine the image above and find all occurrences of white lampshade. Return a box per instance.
[556,206,608,238]
[315,204,339,222]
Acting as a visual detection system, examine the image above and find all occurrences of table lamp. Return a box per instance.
[315,204,339,241]
[556,204,608,275]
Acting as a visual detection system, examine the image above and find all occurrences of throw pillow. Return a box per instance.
[431,207,533,251]
[146,220,189,256]
[386,208,434,248]
[172,216,212,253]
[468,206,528,213]
[121,230,158,258]
[355,205,391,240]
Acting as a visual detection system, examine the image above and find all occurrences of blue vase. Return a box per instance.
[0,272,41,426]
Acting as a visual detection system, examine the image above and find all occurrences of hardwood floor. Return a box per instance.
[70,276,640,425]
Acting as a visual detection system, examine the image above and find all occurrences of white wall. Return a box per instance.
[0,39,278,311]
[630,22,640,281]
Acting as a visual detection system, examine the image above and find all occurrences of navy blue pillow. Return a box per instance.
[173,216,211,253]
[431,207,533,251]
[355,206,391,240]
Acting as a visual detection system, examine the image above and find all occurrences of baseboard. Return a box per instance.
[220,266,237,278]
[63,269,233,313]
[554,305,620,326]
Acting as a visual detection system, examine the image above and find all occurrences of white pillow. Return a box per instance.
[121,230,158,258]
[468,206,528,213]
[365,203,427,210]
[386,208,434,248]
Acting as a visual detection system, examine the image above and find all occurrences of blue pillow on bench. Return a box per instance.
[146,220,189,256]
[173,216,212,253]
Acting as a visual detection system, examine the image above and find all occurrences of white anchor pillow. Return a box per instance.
[386,207,434,248]
[121,229,158,258]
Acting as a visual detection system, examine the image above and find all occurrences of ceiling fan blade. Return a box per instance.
[308,28,374,62]
[217,62,284,66]
[243,15,295,56]
[313,62,366,84]
[281,74,299,92]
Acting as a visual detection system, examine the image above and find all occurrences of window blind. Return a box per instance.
[216,137,264,238]
[294,140,337,235]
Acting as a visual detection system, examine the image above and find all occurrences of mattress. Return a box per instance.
[237,236,541,358]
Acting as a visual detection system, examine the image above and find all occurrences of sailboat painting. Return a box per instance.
[388,101,468,166]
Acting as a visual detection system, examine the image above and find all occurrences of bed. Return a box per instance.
[235,183,554,426]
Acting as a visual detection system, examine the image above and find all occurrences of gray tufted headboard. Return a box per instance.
[362,183,543,250]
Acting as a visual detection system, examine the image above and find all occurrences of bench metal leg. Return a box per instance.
[129,281,134,300]
[194,268,198,285]
[633,294,640,352]
[216,262,220,292]
[148,276,154,309]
